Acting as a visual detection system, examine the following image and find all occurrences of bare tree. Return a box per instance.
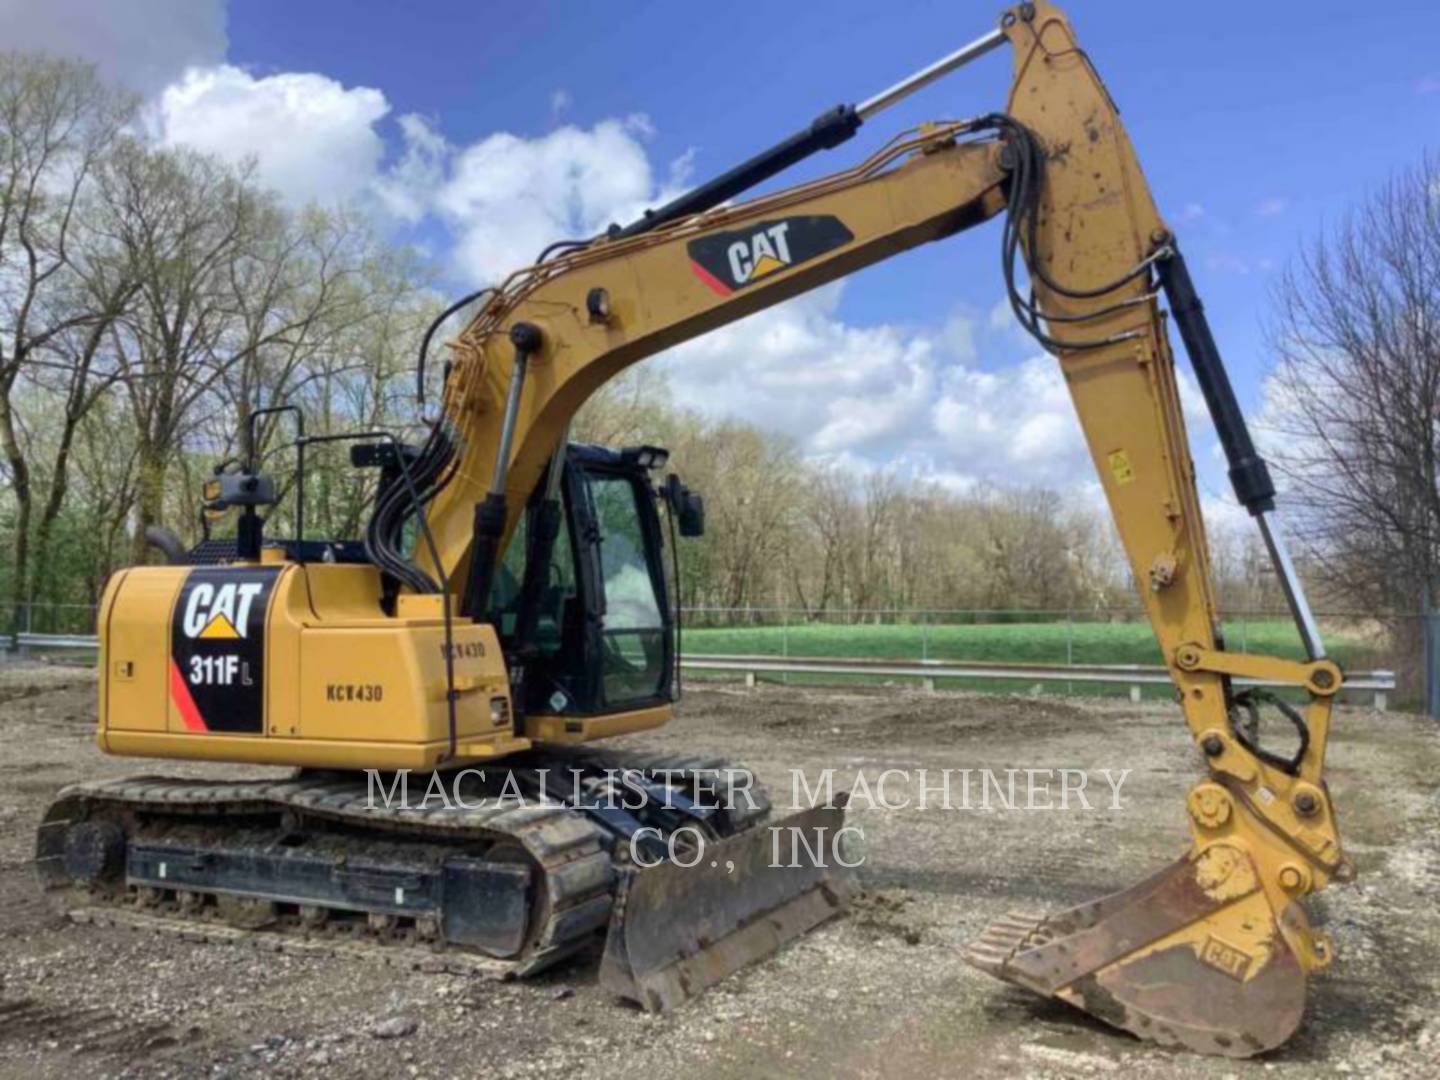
[573,366,674,447]
[848,471,900,614]
[1266,153,1440,615]
[0,52,134,632]
[790,467,855,615]
[95,139,271,561]
[26,231,140,598]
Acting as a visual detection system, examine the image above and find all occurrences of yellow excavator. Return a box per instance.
[37,2,1351,1058]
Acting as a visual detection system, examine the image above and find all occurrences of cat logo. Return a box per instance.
[688,215,854,296]
[169,568,279,734]
[726,222,793,285]
[1198,934,1253,981]
[181,580,266,639]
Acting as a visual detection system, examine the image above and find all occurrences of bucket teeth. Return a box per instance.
[992,918,1031,930]
[963,943,1011,970]
[970,912,1049,957]
[965,913,1047,977]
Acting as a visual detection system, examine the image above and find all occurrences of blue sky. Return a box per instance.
[218,0,1440,398]
[11,0,1439,519]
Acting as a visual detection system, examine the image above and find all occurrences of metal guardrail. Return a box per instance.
[10,632,102,651]
[5,633,1397,710]
[681,654,1397,710]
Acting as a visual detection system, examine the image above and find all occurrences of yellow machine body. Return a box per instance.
[96,559,668,770]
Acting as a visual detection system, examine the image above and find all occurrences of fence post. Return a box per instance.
[781,616,789,687]
[1065,610,1074,695]
[1424,604,1440,720]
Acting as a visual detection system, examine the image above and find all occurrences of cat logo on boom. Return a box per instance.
[726,222,793,285]
[688,215,854,296]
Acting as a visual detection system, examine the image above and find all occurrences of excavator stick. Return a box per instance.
[601,802,854,1011]
[943,1,1349,1058]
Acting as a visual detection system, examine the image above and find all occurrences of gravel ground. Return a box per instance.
[0,662,1436,1078]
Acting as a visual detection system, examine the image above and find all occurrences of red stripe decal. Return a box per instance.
[689,260,733,297]
[168,658,208,732]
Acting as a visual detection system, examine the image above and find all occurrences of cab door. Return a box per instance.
[581,466,672,708]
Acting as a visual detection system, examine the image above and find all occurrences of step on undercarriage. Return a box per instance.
[35,748,853,1008]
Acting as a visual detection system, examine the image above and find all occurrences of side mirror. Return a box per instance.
[664,473,705,538]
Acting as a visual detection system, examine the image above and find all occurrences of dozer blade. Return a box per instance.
[600,802,855,1011]
[965,845,1311,1057]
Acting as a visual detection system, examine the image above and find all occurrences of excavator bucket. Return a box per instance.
[600,802,855,1011]
[965,845,1315,1057]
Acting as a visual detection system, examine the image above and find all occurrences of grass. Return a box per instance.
[682,618,1364,667]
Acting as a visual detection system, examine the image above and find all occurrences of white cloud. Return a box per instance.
[144,52,694,281]
[440,120,694,282]
[1252,367,1326,469]
[668,292,899,449]
[0,0,225,96]
[1199,493,1252,543]
[986,294,1032,346]
[987,296,1015,331]
[939,311,977,364]
[149,65,390,206]
[653,285,1173,494]
[657,285,940,458]
[930,354,1090,485]
[373,114,449,224]
[648,276,1219,498]
[429,114,689,282]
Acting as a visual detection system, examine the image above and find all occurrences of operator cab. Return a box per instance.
[162,419,705,731]
[489,443,703,722]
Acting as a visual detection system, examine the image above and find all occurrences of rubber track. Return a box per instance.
[37,772,615,975]
[36,749,773,976]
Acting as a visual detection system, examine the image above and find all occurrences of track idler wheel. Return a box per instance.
[61,820,126,886]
